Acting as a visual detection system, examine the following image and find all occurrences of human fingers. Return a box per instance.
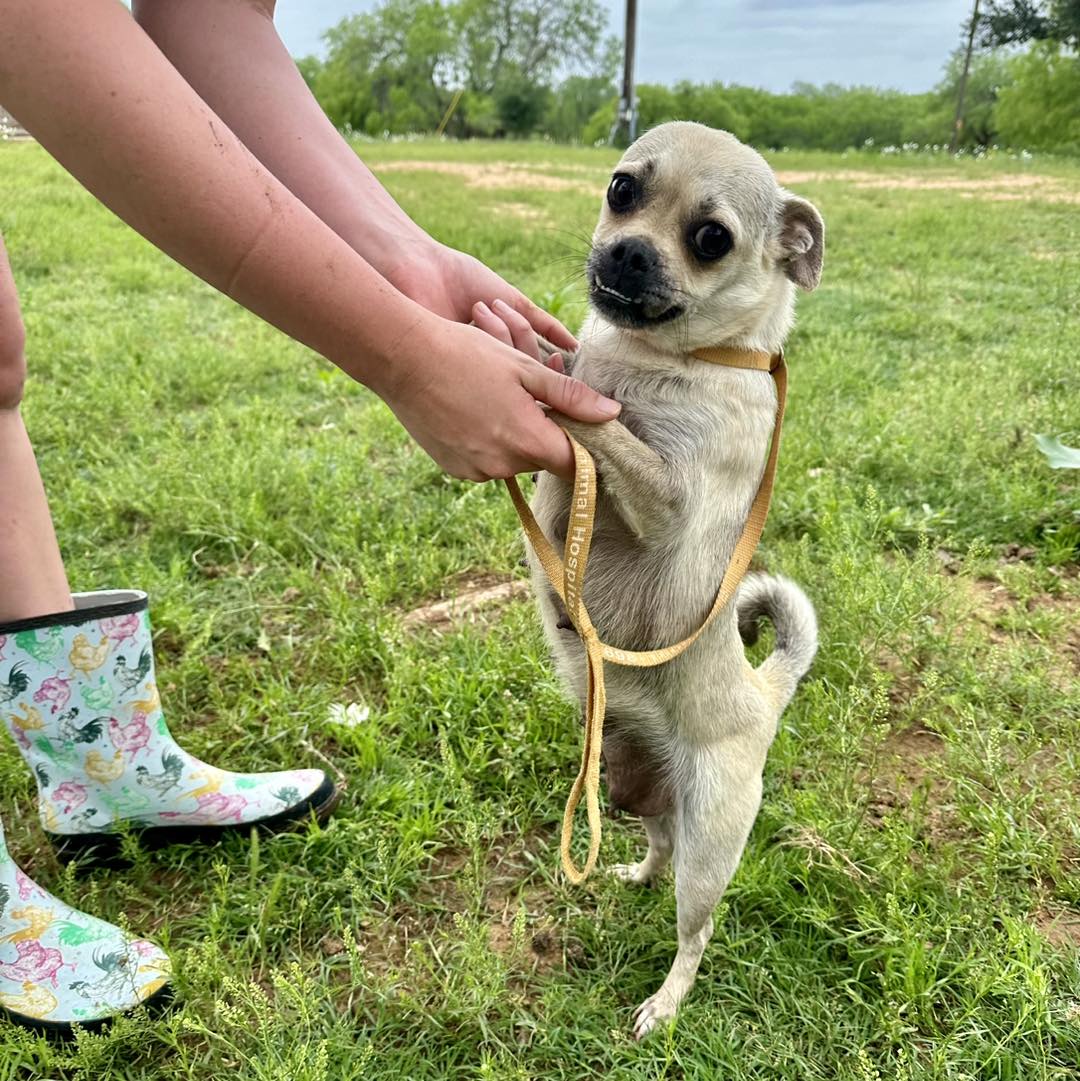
[490,297,542,360]
[516,404,575,480]
[543,350,565,373]
[509,292,578,352]
[471,301,516,349]
[518,363,620,424]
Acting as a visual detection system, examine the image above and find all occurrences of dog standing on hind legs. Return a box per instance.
[524,122,823,1038]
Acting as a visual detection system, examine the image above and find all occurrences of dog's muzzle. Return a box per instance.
[588,237,683,327]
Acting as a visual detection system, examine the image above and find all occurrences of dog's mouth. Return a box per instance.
[588,277,684,328]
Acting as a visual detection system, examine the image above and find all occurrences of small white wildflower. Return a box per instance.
[327,702,370,728]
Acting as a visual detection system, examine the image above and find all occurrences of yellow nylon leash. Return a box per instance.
[506,347,787,884]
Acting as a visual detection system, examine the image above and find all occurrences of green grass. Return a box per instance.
[1,137,1079,1080]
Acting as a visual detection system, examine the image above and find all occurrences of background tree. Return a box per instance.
[297,0,1080,152]
[996,40,1080,148]
[312,0,456,134]
[977,0,1080,47]
[308,0,613,137]
[493,69,552,136]
[454,0,612,95]
[973,2,1080,151]
[545,73,618,143]
[295,54,323,91]
[907,49,1013,147]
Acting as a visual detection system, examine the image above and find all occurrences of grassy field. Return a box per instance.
[1,136,1078,1080]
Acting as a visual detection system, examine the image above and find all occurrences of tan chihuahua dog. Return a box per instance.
[527,122,823,1038]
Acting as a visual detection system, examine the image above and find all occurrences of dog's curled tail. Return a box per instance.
[736,573,818,709]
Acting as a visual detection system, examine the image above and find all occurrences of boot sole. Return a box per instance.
[0,980,174,1038]
[47,775,341,867]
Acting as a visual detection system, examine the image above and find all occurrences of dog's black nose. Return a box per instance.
[602,236,660,297]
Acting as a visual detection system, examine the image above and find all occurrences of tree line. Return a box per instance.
[296,0,1080,153]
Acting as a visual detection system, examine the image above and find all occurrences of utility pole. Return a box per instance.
[951,0,981,153]
[610,0,638,146]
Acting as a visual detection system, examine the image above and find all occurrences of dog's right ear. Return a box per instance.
[777,194,824,291]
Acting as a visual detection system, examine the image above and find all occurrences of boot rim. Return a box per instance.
[0,591,148,635]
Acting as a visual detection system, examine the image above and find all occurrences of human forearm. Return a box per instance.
[132,0,430,279]
[130,0,580,341]
[0,0,618,482]
[0,0,419,390]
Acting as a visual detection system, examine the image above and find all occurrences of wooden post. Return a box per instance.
[951,0,981,153]
[610,0,638,146]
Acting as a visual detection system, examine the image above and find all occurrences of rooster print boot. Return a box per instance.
[0,591,338,862]
[0,816,171,1033]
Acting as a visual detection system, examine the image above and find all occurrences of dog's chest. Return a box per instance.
[534,388,747,653]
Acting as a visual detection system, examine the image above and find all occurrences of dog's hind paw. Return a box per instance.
[611,862,650,885]
[632,991,677,1040]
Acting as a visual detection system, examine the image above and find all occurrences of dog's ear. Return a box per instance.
[777,194,824,291]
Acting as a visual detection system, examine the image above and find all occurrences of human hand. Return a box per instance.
[372,316,617,482]
[386,240,578,358]
[470,296,569,371]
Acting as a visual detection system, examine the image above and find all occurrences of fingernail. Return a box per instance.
[474,301,490,315]
[492,298,511,313]
[599,397,621,417]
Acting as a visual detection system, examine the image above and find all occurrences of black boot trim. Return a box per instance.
[0,594,148,636]
[0,981,174,1038]
[48,775,340,867]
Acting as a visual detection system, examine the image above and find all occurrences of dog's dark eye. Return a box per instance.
[690,222,733,261]
[607,174,638,212]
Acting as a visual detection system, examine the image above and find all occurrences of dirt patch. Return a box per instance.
[968,577,1016,645]
[882,723,947,763]
[355,831,576,984]
[864,723,955,841]
[863,571,1078,849]
[1032,907,1080,949]
[1028,593,1080,677]
[961,576,1080,675]
[421,833,569,972]
[480,837,575,976]
[374,160,597,194]
[877,647,923,712]
[776,169,882,185]
[401,572,531,631]
[775,169,1080,205]
[375,160,1080,204]
[488,201,553,223]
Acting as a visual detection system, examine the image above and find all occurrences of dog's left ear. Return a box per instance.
[777,194,824,291]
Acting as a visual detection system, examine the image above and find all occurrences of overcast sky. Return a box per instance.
[274,0,976,93]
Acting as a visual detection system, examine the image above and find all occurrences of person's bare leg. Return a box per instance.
[0,233,72,623]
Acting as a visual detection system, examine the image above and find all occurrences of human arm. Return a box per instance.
[0,0,615,480]
[130,0,577,352]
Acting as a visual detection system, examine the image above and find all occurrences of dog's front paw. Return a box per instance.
[633,990,677,1040]
[611,861,651,886]
[547,411,614,460]
[551,414,596,450]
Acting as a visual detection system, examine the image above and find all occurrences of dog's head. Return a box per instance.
[587,122,824,350]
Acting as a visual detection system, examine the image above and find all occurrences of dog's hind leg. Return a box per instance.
[612,811,674,885]
[632,748,765,1040]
